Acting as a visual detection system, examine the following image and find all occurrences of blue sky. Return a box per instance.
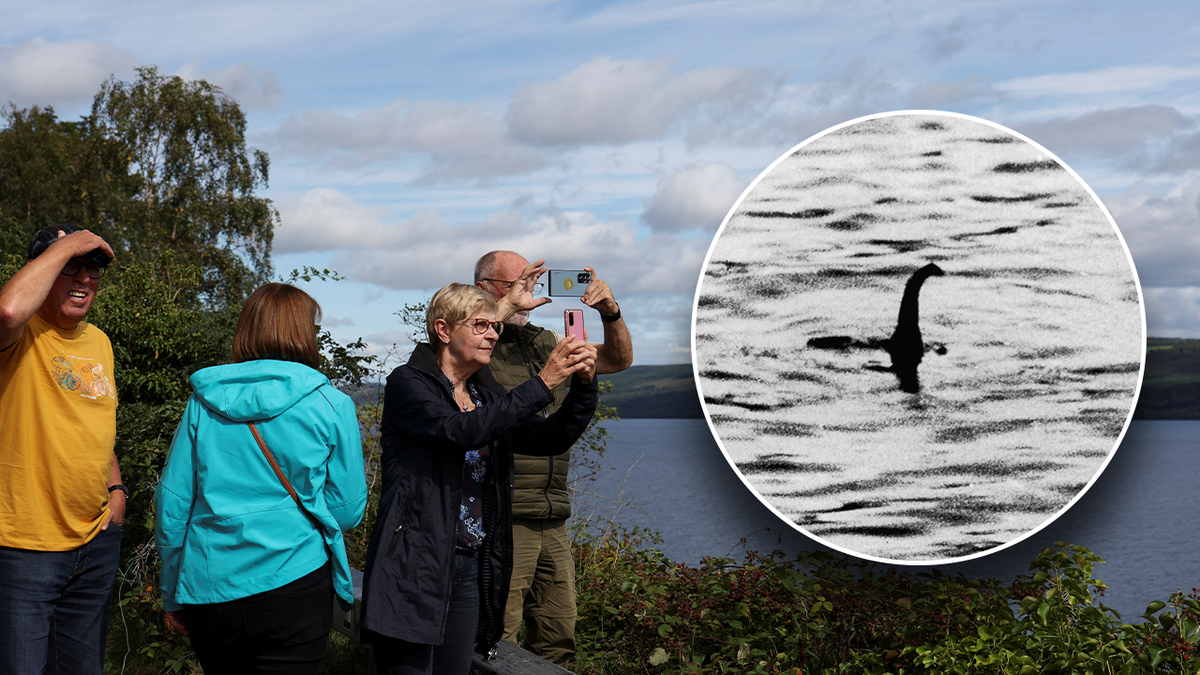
[3,1,1198,364]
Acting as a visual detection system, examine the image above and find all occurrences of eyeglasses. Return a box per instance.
[463,318,505,336]
[61,260,107,279]
[481,278,544,295]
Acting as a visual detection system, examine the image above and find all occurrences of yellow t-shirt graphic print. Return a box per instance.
[52,354,116,400]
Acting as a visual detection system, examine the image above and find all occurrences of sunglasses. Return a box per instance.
[61,260,107,279]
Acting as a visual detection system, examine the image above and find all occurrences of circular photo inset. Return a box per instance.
[693,110,1144,564]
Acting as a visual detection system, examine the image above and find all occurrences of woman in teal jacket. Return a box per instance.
[154,283,368,674]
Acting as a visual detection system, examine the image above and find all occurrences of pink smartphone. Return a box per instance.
[564,309,585,342]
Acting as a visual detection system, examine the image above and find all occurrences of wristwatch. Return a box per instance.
[601,305,622,323]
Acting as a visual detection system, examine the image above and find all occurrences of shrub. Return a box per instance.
[572,537,1200,675]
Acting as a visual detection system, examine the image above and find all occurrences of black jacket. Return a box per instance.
[361,343,598,653]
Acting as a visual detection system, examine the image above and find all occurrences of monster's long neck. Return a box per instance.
[895,275,927,338]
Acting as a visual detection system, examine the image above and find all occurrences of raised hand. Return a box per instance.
[496,258,550,321]
[580,266,619,316]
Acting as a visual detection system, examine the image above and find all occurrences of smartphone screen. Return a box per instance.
[564,309,586,342]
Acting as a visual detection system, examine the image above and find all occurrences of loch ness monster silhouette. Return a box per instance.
[806,262,945,393]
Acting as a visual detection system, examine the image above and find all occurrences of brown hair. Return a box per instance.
[232,283,322,368]
[426,283,498,348]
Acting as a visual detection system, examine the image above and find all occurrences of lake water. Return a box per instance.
[693,113,1143,563]
[581,417,1200,622]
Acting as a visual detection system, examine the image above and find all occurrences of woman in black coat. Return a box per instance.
[362,281,598,675]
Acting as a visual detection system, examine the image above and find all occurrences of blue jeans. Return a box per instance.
[0,524,123,675]
[375,552,481,675]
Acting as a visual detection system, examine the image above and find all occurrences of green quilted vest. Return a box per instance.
[489,323,573,520]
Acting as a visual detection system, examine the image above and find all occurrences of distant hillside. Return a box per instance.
[602,339,1200,420]
[348,339,1199,419]
[1135,337,1200,419]
[346,363,706,418]
[598,363,703,418]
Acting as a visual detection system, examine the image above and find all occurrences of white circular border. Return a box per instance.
[690,109,1147,566]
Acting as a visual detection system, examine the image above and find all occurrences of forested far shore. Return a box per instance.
[1136,337,1200,419]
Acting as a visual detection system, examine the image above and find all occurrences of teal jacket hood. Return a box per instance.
[190,360,328,421]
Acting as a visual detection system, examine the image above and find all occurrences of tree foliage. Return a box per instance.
[0,215,24,259]
[0,105,134,248]
[1,66,278,310]
[92,66,277,308]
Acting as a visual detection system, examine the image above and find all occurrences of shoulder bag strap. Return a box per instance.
[248,422,324,532]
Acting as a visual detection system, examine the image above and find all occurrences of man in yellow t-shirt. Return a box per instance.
[0,225,126,675]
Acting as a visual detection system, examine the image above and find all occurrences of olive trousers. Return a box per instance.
[502,518,575,666]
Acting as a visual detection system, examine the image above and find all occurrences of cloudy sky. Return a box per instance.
[3,1,1198,364]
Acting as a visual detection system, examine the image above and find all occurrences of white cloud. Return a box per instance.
[391,101,508,152]
[622,294,697,364]
[277,186,711,301]
[507,56,772,146]
[270,100,504,156]
[1105,179,1200,290]
[275,188,400,253]
[1012,106,1194,165]
[264,57,777,181]
[1154,130,1200,174]
[333,208,641,290]
[1000,65,1200,98]
[0,37,137,108]
[318,315,356,327]
[614,231,711,298]
[175,61,285,110]
[909,76,999,110]
[417,146,551,184]
[268,99,546,178]
[1,2,552,65]
[805,57,900,118]
[720,61,900,149]
[642,163,748,234]
[919,16,971,63]
[1143,286,1200,338]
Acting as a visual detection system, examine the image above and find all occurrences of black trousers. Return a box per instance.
[184,561,333,675]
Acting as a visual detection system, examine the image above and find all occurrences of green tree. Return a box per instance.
[91,65,278,308]
[1,66,275,312]
[0,105,135,248]
[0,215,23,258]
[0,105,85,230]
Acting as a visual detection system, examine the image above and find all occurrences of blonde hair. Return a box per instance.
[232,283,322,368]
[426,283,498,347]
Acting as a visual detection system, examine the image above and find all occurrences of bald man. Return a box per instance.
[474,250,632,665]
